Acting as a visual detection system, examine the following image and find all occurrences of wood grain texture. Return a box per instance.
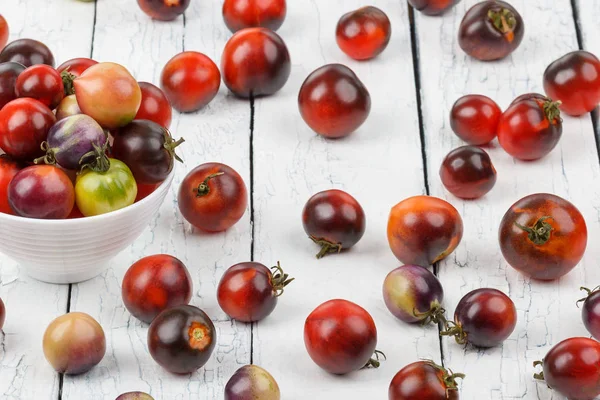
[414,0,600,399]
[0,1,95,398]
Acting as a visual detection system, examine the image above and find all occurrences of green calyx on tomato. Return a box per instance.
[79,139,111,173]
[75,158,138,217]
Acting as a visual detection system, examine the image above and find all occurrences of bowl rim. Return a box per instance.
[0,167,176,227]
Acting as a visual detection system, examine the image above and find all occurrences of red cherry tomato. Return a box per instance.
[67,204,84,219]
[222,0,287,33]
[135,182,160,202]
[15,64,64,109]
[0,98,56,160]
[0,297,4,330]
[160,52,220,113]
[178,162,248,232]
[450,94,501,145]
[388,361,464,400]
[439,145,497,199]
[497,95,562,161]
[57,57,98,78]
[137,0,190,21]
[543,51,600,116]
[0,62,26,110]
[122,254,193,324]
[336,6,391,61]
[0,15,8,51]
[0,155,21,215]
[304,299,381,375]
[217,261,293,322]
[534,337,600,400]
[135,81,172,128]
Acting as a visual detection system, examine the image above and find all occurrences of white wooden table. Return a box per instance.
[1,0,599,399]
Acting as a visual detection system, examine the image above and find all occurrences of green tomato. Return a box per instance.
[75,158,138,217]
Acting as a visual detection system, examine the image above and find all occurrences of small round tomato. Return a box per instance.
[450,94,501,145]
[543,51,600,116]
[0,15,8,51]
[441,288,516,348]
[408,0,459,15]
[499,193,587,280]
[8,165,74,219]
[225,365,281,400]
[122,254,193,324]
[0,39,55,67]
[534,337,600,400]
[0,155,20,215]
[135,82,172,128]
[160,52,220,113]
[0,62,25,109]
[74,62,141,129]
[387,196,463,267]
[116,393,154,400]
[135,182,159,202]
[55,95,82,121]
[497,94,562,161]
[137,0,190,21]
[302,189,366,258]
[336,6,391,61]
[439,145,497,199]
[0,297,5,330]
[217,261,293,322]
[222,0,287,33]
[0,98,55,160]
[75,158,138,217]
[578,287,600,341]
[389,361,464,400]
[304,299,382,375]
[57,57,98,95]
[178,162,248,232]
[15,64,64,109]
[148,305,216,374]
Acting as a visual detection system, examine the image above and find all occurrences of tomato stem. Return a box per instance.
[363,350,386,369]
[542,99,562,123]
[576,286,600,307]
[194,172,224,197]
[414,301,447,326]
[61,70,77,96]
[514,216,554,246]
[309,236,342,259]
[162,128,185,163]
[33,142,56,166]
[270,261,294,297]
[79,138,111,173]
[533,360,545,381]
[488,8,516,38]
[440,321,468,345]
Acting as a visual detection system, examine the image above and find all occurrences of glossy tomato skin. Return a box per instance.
[497,96,562,161]
[178,162,248,232]
[74,62,141,129]
[223,0,286,33]
[581,289,600,340]
[122,254,193,324]
[543,51,600,116]
[147,305,216,374]
[408,0,459,15]
[499,193,587,280]
[304,299,377,375]
[389,361,461,400]
[0,62,25,109]
[0,39,55,67]
[0,155,20,215]
[302,189,366,258]
[440,145,497,199]
[387,196,463,267]
[336,6,391,61]
[55,95,82,120]
[450,95,501,145]
[135,82,172,128]
[537,337,600,400]
[8,165,74,219]
[0,297,5,330]
[298,64,371,138]
[57,57,98,78]
[0,15,8,51]
[225,365,281,400]
[137,0,190,21]
[160,52,220,113]
[15,64,64,109]
[459,1,524,61]
[115,393,154,400]
[0,98,55,160]
[221,28,291,98]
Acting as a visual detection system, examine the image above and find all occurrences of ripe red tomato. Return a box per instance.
[304,299,381,375]
[0,15,8,51]
[389,361,464,400]
[135,182,160,202]
[122,254,193,324]
[160,52,220,113]
[0,62,25,110]
[137,0,190,21]
[135,81,172,128]
[336,6,391,60]
[15,64,64,109]
[544,51,600,116]
[499,193,587,280]
[0,98,56,160]
[450,94,501,145]
[217,261,293,322]
[0,297,4,330]
[57,57,98,78]
[222,0,287,33]
[497,94,562,161]
[178,162,248,232]
[535,337,600,400]
[0,155,20,215]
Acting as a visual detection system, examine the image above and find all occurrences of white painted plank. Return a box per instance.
[415,0,600,399]
[61,1,252,399]
[252,0,440,398]
[0,1,95,398]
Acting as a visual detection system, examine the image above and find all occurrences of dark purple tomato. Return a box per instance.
[224,365,281,400]
[147,305,216,374]
[0,39,55,67]
[115,393,154,400]
[579,287,600,341]
[442,288,516,348]
[55,95,82,121]
[382,265,444,325]
[388,361,464,400]
[0,62,25,109]
[15,64,64,109]
[112,120,183,185]
[439,145,497,199]
[408,0,460,15]
[217,261,293,323]
[137,0,190,21]
[0,297,5,330]
[302,189,366,258]
[8,165,74,219]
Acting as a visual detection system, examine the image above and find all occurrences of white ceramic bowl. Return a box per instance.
[0,169,175,284]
